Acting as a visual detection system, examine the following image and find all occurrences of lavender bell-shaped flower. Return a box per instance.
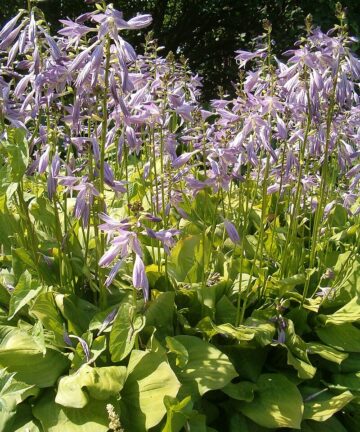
[133,254,149,302]
[224,219,240,244]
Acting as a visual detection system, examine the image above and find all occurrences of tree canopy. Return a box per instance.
[1,0,359,99]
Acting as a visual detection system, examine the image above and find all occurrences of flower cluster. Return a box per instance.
[0,2,359,305]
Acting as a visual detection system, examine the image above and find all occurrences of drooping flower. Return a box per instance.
[132,254,149,302]
[224,219,240,244]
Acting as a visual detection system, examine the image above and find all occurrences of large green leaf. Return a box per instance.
[56,365,127,408]
[303,390,354,421]
[120,350,180,431]
[322,297,360,325]
[169,335,237,396]
[110,295,145,362]
[338,352,360,373]
[332,371,360,392]
[221,345,267,381]
[222,381,255,402]
[196,317,255,341]
[33,390,113,432]
[30,292,65,346]
[239,373,303,429]
[168,235,210,282]
[8,270,42,320]
[54,294,98,336]
[306,342,348,364]
[0,325,69,387]
[317,324,360,352]
[166,336,189,368]
[145,291,175,339]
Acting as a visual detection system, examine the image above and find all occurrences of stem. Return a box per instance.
[98,35,111,309]
[302,61,340,304]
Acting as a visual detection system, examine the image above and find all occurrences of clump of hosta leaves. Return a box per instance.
[0,1,359,431]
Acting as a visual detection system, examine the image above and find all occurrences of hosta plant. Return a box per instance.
[0,1,359,431]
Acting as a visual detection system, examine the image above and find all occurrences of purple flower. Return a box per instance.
[105,259,124,287]
[58,18,92,43]
[71,180,100,226]
[38,145,51,174]
[98,213,132,233]
[47,153,61,199]
[133,254,149,302]
[224,220,240,244]
[126,14,152,29]
[0,17,27,50]
[146,228,180,254]
[175,103,194,122]
[235,48,267,68]
[68,334,91,362]
[0,11,24,40]
[97,307,118,336]
[172,150,199,169]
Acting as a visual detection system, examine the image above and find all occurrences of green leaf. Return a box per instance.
[8,271,42,320]
[12,248,36,277]
[317,324,360,352]
[55,365,127,408]
[110,295,145,362]
[332,371,360,392]
[33,390,113,432]
[6,182,18,201]
[3,402,41,432]
[196,317,256,342]
[222,381,256,402]
[166,336,189,368]
[303,390,354,421]
[286,349,317,380]
[145,292,175,339]
[322,297,360,325]
[215,295,237,324]
[323,254,360,308]
[89,335,107,364]
[187,412,207,432]
[170,335,237,396]
[338,353,360,373]
[213,322,256,342]
[300,417,348,432]
[307,342,348,364]
[168,235,210,282]
[162,396,193,432]
[239,374,303,429]
[0,326,69,387]
[5,128,28,181]
[0,369,37,412]
[29,197,57,233]
[30,292,65,346]
[225,411,269,432]
[328,205,348,228]
[54,294,98,336]
[221,345,267,381]
[278,274,306,290]
[283,319,317,379]
[120,350,180,431]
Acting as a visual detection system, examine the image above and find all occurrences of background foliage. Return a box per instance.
[1,0,360,99]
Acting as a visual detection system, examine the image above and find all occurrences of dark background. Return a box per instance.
[1,0,359,99]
